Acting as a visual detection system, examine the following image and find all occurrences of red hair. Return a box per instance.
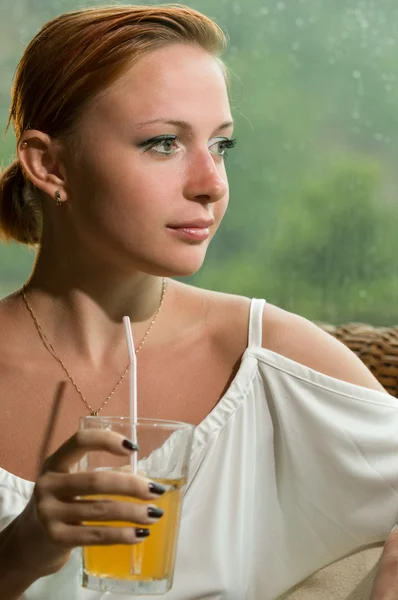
[0,4,227,245]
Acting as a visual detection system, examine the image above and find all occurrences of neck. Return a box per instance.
[22,249,168,368]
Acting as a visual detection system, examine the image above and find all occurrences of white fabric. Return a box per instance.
[1,297,398,600]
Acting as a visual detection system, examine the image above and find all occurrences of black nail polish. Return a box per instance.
[148,482,166,495]
[147,506,164,519]
[135,528,150,538]
[122,439,139,452]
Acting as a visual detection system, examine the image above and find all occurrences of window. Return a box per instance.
[1,0,397,324]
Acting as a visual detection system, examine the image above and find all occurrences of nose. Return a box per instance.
[183,150,228,204]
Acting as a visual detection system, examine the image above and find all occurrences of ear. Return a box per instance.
[17,130,68,204]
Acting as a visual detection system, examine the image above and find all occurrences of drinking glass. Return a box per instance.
[78,416,194,595]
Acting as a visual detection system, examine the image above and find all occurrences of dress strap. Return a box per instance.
[248,298,266,348]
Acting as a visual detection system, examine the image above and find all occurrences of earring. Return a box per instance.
[55,190,62,207]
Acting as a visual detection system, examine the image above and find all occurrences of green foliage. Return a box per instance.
[266,159,395,322]
[276,159,382,287]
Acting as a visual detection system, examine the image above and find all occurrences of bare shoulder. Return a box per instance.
[165,281,386,393]
[179,281,250,317]
[173,281,251,350]
[262,303,387,393]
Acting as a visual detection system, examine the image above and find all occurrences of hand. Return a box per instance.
[370,527,398,600]
[11,429,165,577]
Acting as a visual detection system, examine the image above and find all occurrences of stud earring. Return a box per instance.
[21,141,28,149]
[55,190,62,207]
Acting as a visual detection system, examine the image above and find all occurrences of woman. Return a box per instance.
[0,5,397,600]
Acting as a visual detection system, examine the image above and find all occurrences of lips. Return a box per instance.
[166,218,213,242]
[167,218,214,229]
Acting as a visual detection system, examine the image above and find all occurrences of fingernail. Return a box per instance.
[135,528,150,538]
[122,439,139,452]
[147,506,164,519]
[148,482,166,495]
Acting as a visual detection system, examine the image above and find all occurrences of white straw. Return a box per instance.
[123,316,138,475]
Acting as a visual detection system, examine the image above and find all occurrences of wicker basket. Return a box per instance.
[318,323,398,398]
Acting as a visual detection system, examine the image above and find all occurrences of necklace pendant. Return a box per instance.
[92,410,99,416]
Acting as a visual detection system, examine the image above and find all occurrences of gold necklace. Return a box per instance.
[20,278,167,416]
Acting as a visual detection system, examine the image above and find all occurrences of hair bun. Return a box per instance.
[0,160,42,245]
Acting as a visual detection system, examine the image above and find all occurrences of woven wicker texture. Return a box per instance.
[319,323,398,398]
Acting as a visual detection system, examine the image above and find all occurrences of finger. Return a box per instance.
[36,470,167,502]
[43,429,137,473]
[47,522,150,547]
[370,527,398,600]
[47,497,164,526]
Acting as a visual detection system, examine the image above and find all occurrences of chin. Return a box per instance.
[151,260,204,278]
[165,245,209,276]
[136,248,207,278]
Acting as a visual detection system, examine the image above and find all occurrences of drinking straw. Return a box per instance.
[123,318,144,576]
[123,316,138,475]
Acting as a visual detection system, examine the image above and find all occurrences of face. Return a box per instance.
[61,43,234,277]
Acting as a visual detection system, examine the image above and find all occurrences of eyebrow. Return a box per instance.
[134,118,235,133]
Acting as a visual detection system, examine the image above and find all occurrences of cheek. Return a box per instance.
[210,193,229,241]
[68,163,175,241]
[84,151,179,201]
[217,190,229,218]
[67,151,142,209]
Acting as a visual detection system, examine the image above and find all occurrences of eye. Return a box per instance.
[209,137,237,159]
[139,135,179,156]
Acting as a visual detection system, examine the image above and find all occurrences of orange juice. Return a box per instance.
[83,478,185,581]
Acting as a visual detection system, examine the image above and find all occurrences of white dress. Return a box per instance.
[1,298,398,600]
